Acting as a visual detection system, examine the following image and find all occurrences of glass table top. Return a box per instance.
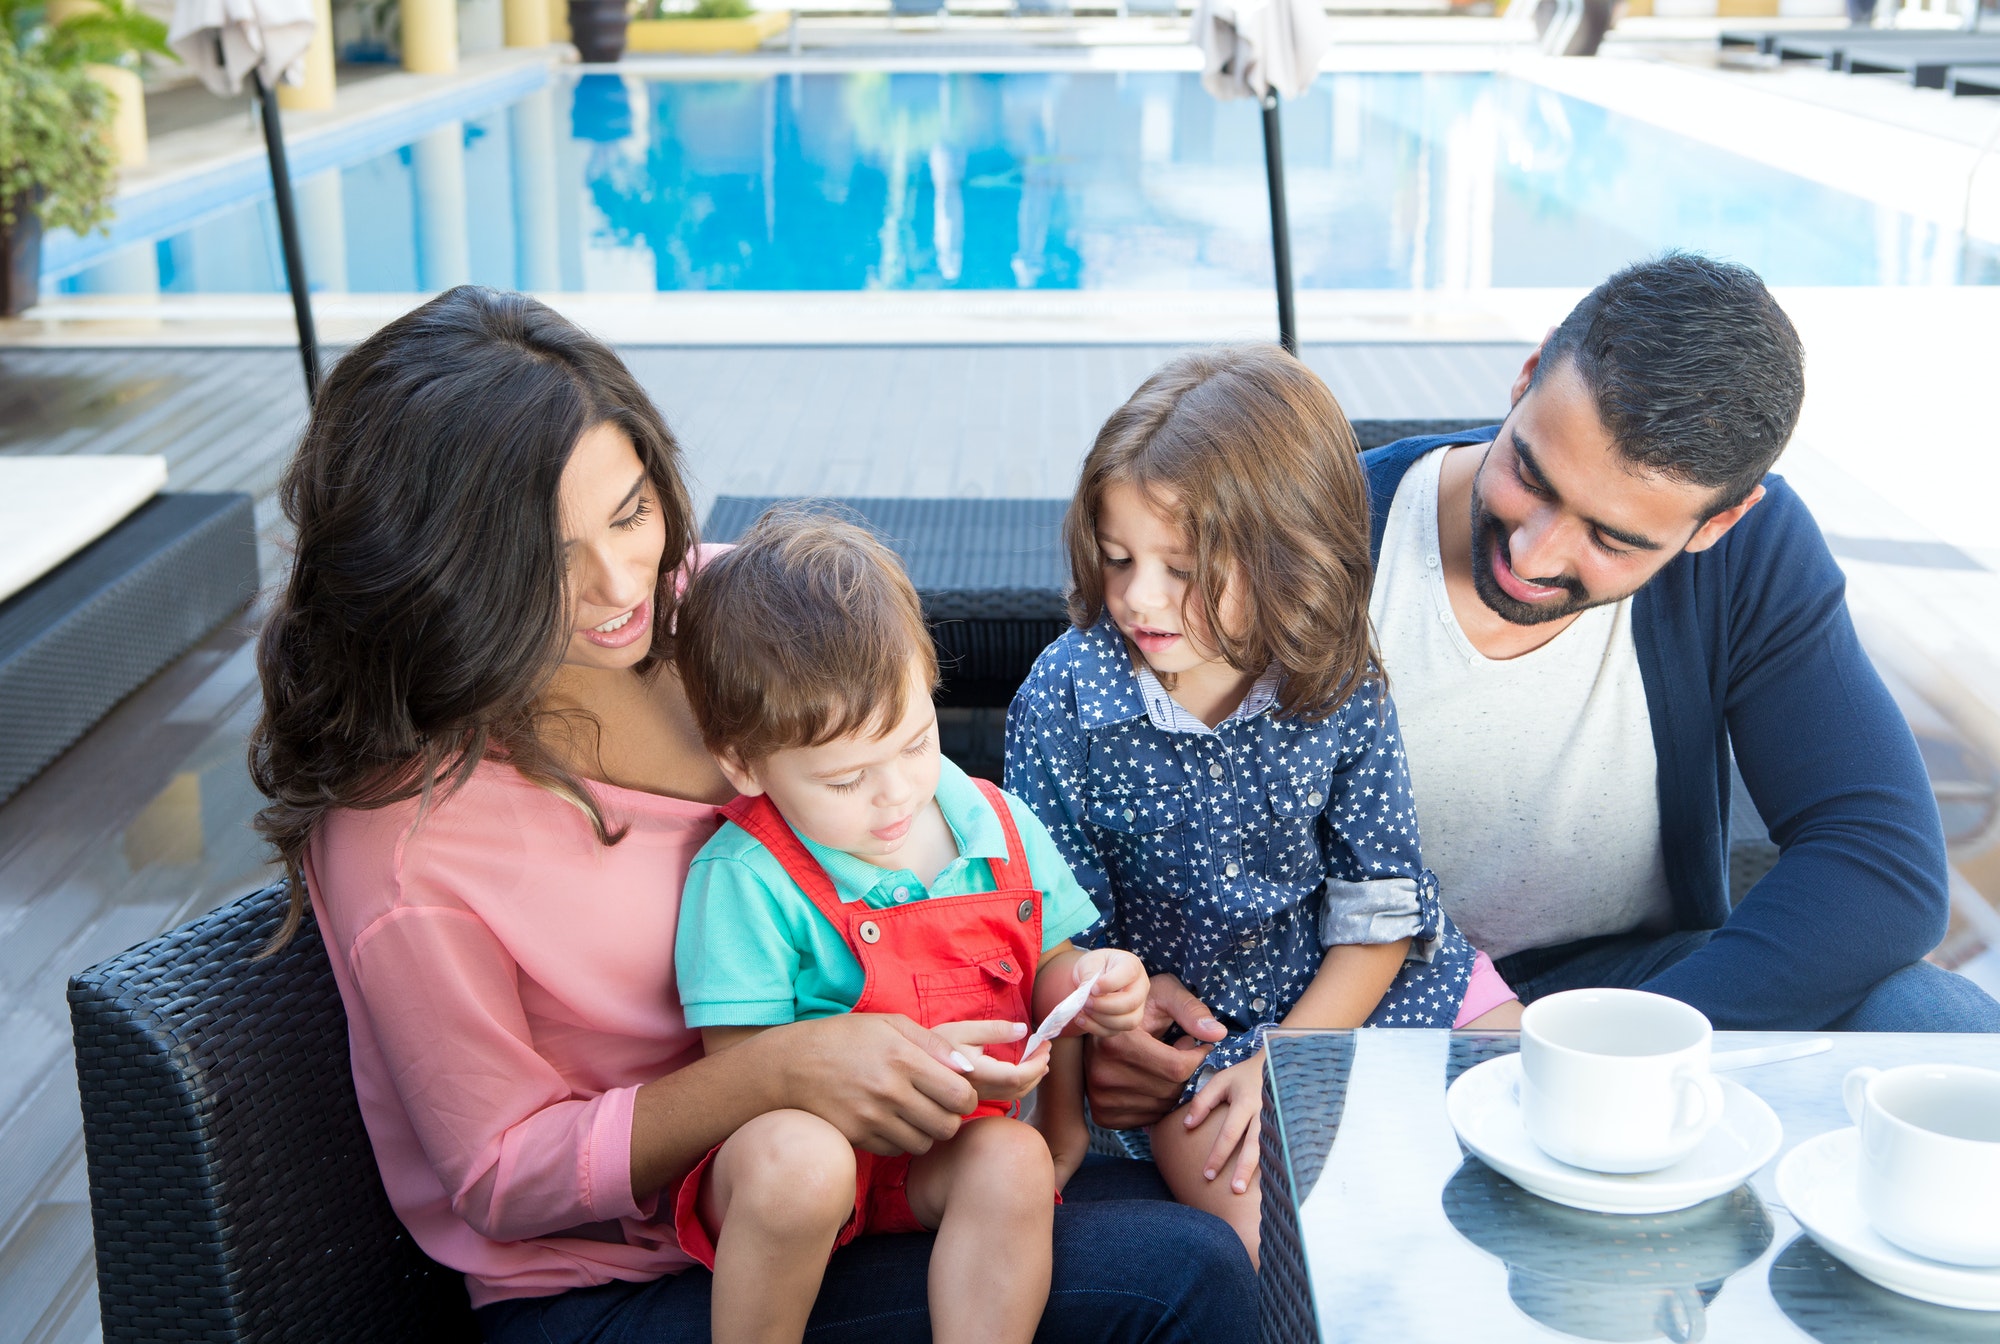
[1257,1029,2000,1344]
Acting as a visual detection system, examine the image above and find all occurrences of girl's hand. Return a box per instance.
[1072,948,1149,1036]
[1182,1054,1264,1195]
[934,1020,1050,1104]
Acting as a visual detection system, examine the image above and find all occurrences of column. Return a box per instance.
[401,0,459,73]
[506,0,552,45]
[279,0,338,111]
[509,89,562,290]
[412,122,471,290]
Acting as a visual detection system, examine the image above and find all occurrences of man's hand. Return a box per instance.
[1084,973,1228,1130]
[775,1013,983,1156]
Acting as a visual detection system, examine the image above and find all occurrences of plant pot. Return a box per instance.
[1,201,42,319]
[568,0,630,62]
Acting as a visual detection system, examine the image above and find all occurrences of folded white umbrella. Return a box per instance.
[167,0,323,402]
[1190,0,1331,102]
[168,0,316,96]
[1188,0,1329,353]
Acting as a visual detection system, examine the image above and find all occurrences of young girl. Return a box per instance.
[1005,345,1519,1264]
[672,509,1150,1344]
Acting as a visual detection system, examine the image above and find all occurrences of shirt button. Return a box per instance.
[1437,610,1451,625]
[1307,791,1323,807]
[1208,762,1224,780]
[893,886,911,902]
[1224,861,1241,878]
[859,921,882,944]
[1251,996,1268,1013]
[1239,935,1258,951]
[1123,807,1136,822]
[1427,555,1439,569]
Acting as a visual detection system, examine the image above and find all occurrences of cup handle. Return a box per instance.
[1673,1068,1725,1139]
[1843,1067,1879,1126]
[1658,1285,1706,1344]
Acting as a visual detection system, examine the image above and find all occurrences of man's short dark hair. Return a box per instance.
[1531,252,1804,513]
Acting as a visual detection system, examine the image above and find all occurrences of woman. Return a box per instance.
[248,286,1253,1344]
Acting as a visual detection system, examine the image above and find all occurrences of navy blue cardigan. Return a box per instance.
[1363,429,1949,1030]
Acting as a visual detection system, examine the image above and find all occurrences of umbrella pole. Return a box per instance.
[251,68,321,406]
[1260,90,1297,356]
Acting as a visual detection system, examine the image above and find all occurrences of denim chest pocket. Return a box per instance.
[1084,741,1195,896]
[1262,773,1330,883]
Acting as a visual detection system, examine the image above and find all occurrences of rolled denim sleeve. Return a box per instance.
[1321,685,1441,960]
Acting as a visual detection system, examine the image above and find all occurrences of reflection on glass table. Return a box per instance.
[1257,1028,2000,1344]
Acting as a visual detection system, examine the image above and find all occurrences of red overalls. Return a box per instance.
[671,777,1051,1267]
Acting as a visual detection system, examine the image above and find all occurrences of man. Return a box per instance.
[1088,253,1997,1132]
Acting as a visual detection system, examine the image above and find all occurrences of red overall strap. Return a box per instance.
[719,794,853,932]
[971,778,1033,890]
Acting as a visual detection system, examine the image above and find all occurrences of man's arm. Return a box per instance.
[1640,480,1949,1029]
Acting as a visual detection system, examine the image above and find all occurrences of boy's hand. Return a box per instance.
[1071,948,1148,1037]
[934,1020,1049,1104]
[1182,1054,1264,1195]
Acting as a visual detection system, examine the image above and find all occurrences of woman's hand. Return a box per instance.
[768,1013,986,1156]
[935,1020,1049,1103]
[1181,1054,1264,1196]
[1070,948,1149,1037]
[1084,973,1229,1130]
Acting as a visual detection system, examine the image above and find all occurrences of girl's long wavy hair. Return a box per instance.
[1064,344,1380,721]
[248,287,697,950]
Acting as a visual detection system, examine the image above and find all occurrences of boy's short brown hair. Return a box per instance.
[1065,343,1379,721]
[676,506,938,763]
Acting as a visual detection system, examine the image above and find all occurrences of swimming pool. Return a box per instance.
[46,67,1999,296]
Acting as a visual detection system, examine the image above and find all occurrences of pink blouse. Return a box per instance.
[305,761,723,1307]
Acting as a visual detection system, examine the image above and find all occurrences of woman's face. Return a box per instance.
[557,421,668,672]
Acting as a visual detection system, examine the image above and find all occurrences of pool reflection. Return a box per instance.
[1441,1157,1774,1342]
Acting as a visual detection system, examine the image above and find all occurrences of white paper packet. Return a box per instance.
[1021,971,1101,1058]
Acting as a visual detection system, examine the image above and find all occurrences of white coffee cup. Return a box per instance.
[1518,988,1726,1174]
[1842,1064,2000,1267]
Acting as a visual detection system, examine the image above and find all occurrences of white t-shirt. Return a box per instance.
[1368,446,1675,960]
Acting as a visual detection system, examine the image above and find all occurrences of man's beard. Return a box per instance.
[1467,473,1609,627]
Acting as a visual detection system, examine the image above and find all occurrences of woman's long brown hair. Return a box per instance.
[1064,344,1380,720]
[248,287,697,951]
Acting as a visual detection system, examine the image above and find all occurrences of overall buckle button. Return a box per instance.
[1017,899,1035,922]
[858,921,882,944]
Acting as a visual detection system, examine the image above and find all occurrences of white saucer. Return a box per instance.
[1776,1128,2000,1312]
[1444,1053,1783,1215]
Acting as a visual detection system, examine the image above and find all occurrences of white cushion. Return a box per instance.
[0,457,170,604]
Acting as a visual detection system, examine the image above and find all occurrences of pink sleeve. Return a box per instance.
[1453,950,1519,1028]
[348,905,650,1242]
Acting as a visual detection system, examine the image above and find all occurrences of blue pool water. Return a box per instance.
[48,68,2000,295]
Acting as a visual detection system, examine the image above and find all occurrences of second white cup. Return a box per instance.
[1843,1064,2000,1267]
[1518,988,1725,1174]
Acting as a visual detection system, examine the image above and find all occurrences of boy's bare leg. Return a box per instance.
[1150,1098,1261,1268]
[903,1117,1054,1344]
[699,1108,857,1344]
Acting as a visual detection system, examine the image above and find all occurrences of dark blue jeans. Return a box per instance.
[473,1155,1253,1344]
[1500,929,2000,1032]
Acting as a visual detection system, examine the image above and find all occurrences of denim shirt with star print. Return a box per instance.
[1005,617,1475,1086]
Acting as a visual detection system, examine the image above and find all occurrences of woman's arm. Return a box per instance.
[630,1016,989,1200]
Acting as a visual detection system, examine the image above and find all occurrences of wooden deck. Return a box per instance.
[0,339,1522,1344]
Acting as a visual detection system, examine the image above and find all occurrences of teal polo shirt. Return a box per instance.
[676,758,1101,1028]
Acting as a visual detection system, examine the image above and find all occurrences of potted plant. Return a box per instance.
[627,0,790,54]
[567,0,629,62]
[0,50,112,316]
[0,0,172,316]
